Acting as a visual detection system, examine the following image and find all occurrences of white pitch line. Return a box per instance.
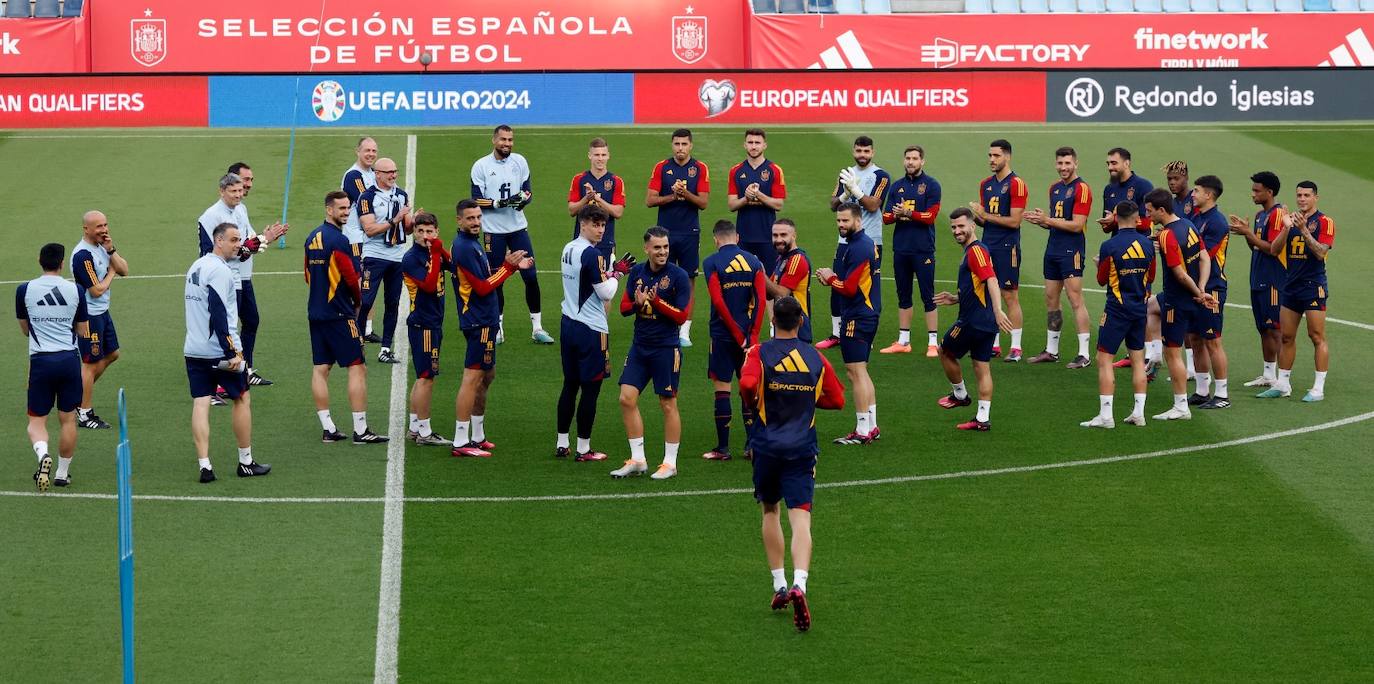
[6,409,1372,505]
[372,133,416,684]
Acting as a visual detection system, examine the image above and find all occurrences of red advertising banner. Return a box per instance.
[0,18,89,74]
[90,0,746,73]
[0,76,207,127]
[634,71,1044,123]
[751,13,1374,70]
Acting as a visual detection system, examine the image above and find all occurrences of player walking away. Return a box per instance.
[19,243,88,491]
[567,137,626,268]
[740,295,845,633]
[967,139,1027,361]
[613,227,693,480]
[472,125,552,345]
[1081,202,1155,429]
[357,157,414,365]
[184,223,271,483]
[1143,188,1216,421]
[645,128,709,347]
[816,203,881,445]
[451,199,532,457]
[727,128,787,270]
[70,210,127,429]
[1228,171,1286,389]
[766,219,813,344]
[821,136,890,350]
[934,208,1014,431]
[1025,147,1094,369]
[701,220,768,461]
[306,192,385,444]
[401,212,452,447]
[1258,181,1335,402]
[1187,175,1233,409]
[1162,159,1199,379]
[225,162,289,387]
[342,136,379,337]
[1098,148,1161,373]
[556,205,632,462]
[880,145,942,357]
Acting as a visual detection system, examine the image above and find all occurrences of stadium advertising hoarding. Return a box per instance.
[751,13,1374,70]
[91,0,745,73]
[208,73,634,127]
[1047,69,1374,122]
[634,71,1045,124]
[0,76,207,128]
[0,18,88,74]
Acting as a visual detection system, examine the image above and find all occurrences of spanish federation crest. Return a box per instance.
[672,13,708,65]
[131,15,167,68]
[917,183,927,195]
[1126,187,1136,200]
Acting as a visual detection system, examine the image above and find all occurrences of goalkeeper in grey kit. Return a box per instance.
[470,124,554,344]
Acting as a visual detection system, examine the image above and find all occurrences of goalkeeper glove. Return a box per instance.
[611,253,636,276]
[238,236,263,261]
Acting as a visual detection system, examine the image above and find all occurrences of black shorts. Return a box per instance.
[27,351,81,417]
[1097,313,1146,355]
[79,311,119,363]
[942,320,997,363]
[1251,287,1281,332]
[707,337,746,382]
[463,326,497,371]
[408,325,442,379]
[618,344,681,397]
[839,317,877,364]
[310,319,364,367]
[891,250,936,312]
[667,232,700,278]
[185,357,248,400]
[753,453,817,511]
[560,316,610,384]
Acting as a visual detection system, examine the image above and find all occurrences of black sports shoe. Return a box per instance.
[78,412,111,429]
[377,348,400,364]
[322,429,348,443]
[353,430,389,444]
[1187,392,1211,406]
[554,446,571,459]
[34,455,52,492]
[363,332,383,344]
[199,467,217,484]
[1199,396,1232,410]
[237,461,272,477]
[770,587,790,611]
[247,370,274,386]
[53,476,71,487]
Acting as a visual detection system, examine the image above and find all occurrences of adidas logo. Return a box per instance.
[773,349,811,373]
[1319,28,1374,66]
[806,30,872,70]
[1124,243,1147,260]
[37,287,68,307]
[725,254,752,274]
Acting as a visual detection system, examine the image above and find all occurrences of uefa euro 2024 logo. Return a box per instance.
[698,79,737,118]
[313,81,347,123]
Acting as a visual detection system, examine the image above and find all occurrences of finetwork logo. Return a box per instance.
[1064,77,1104,118]
[313,80,346,122]
[921,38,1088,69]
[1318,28,1374,67]
[807,30,872,70]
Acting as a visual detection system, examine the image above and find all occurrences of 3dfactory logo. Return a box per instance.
[920,37,1088,69]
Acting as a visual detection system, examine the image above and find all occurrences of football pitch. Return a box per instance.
[2,123,1373,681]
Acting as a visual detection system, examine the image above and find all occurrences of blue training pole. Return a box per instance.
[279,75,301,249]
[116,388,135,683]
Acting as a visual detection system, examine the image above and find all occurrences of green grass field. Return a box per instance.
[2,123,1373,681]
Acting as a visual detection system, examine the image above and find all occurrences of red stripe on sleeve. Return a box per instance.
[647,161,665,192]
[1159,229,1183,268]
[568,174,582,203]
[772,163,786,198]
[969,246,996,281]
[612,176,626,206]
[727,162,742,196]
[696,161,711,193]
[1096,257,1111,286]
[332,250,361,302]
[707,272,745,346]
[1318,216,1336,247]
[816,355,846,410]
[911,202,941,222]
[831,260,869,297]
[749,270,768,345]
[1010,177,1028,209]
[739,345,763,404]
[777,254,808,290]
[1073,182,1093,216]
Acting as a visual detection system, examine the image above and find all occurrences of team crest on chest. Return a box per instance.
[917,183,926,195]
[760,169,771,182]
[603,179,614,192]
[1126,187,1136,199]
[687,166,698,178]
[659,276,672,290]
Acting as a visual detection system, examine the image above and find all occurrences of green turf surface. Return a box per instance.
[2,124,1372,680]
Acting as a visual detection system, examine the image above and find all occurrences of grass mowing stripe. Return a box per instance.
[373,133,417,684]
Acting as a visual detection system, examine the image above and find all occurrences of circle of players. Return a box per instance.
[20,127,1336,491]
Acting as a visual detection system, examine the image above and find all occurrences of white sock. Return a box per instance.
[33,441,47,461]
[1077,333,1090,358]
[1046,330,1062,356]
[1214,378,1228,399]
[1312,370,1327,394]
[318,410,337,432]
[628,436,646,463]
[198,457,212,471]
[951,381,968,400]
[856,411,872,433]
[831,316,842,337]
[664,442,679,467]
[238,447,253,465]
[471,415,486,441]
[498,314,505,338]
[1132,393,1147,416]
[556,433,570,449]
[1011,328,1023,350]
[1196,372,1212,396]
[1185,348,1196,376]
[408,413,418,431]
[976,400,991,422]
[78,407,91,420]
[55,456,71,479]
[1173,393,1188,410]
[455,420,471,445]
[897,329,910,345]
[869,404,877,428]
[352,411,367,435]
[928,331,939,346]
[1099,395,1113,420]
[1148,340,1163,363]
[993,333,1002,349]
[1263,361,1277,380]
[576,437,591,454]
[793,568,809,593]
[366,319,374,335]
[771,568,787,592]
[531,311,543,332]
[417,418,432,437]
[680,320,692,340]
